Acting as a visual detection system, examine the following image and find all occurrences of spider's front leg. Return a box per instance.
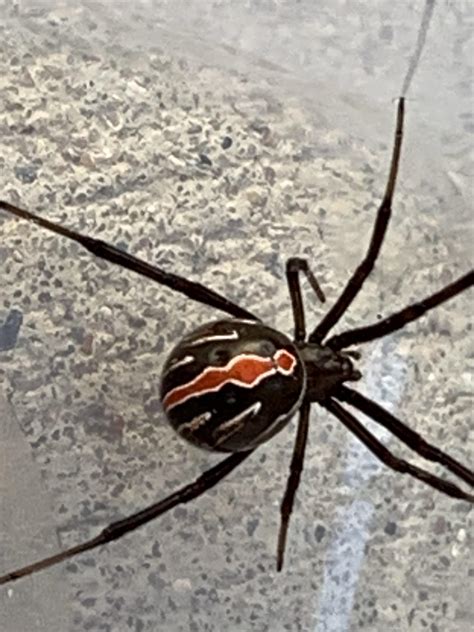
[286,257,326,342]
[0,200,258,321]
[309,98,405,344]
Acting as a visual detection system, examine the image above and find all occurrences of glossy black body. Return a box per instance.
[160,319,306,451]
[298,343,361,401]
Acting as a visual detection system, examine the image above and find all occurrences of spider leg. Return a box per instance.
[276,400,311,571]
[286,258,326,342]
[336,385,474,487]
[0,200,258,321]
[0,450,253,585]
[400,0,436,96]
[309,98,405,344]
[326,270,474,350]
[322,398,474,502]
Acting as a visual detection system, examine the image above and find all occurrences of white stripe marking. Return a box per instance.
[188,330,239,346]
[179,411,212,434]
[168,355,195,370]
[214,402,262,446]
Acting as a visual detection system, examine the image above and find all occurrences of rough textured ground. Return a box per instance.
[0,2,472,632]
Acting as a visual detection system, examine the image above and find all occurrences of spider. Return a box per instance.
[0,98,473,586]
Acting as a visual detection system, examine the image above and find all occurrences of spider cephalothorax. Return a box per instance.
[160,318,362,452]
[297,341,361,401]
[0,97,473,586]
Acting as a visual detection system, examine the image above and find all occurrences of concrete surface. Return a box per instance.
[0,1,472,631]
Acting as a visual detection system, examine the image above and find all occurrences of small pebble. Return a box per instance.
[199,153,212,166]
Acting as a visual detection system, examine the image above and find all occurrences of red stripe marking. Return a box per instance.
[163,349,297,411]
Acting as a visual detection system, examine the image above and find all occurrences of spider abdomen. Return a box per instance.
[160,319,306,452]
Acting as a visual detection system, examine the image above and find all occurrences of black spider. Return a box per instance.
[0,98,473,585]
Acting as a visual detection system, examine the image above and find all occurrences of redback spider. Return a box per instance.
[0,97,473,585]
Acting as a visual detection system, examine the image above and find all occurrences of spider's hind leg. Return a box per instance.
[277,400,311,571]
[0,451,253,585]
[337,385,474,488]
[324,398,474,502]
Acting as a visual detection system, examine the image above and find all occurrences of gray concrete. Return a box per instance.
[0,1,472,631]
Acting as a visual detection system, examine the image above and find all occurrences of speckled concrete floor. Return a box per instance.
[0,2,472,631]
